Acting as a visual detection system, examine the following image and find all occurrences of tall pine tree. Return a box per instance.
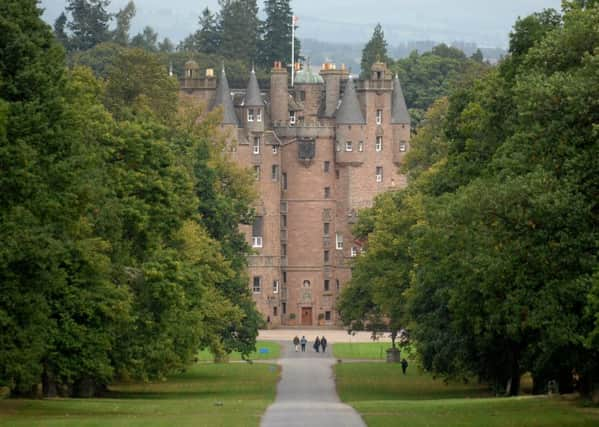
[259,0,300,67]
[219,0,261,63]
[360,23,390,78]
[66,0,112,51]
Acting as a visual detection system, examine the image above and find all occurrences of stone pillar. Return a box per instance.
[270,61,289,124]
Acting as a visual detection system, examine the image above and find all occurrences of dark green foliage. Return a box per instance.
[360,23,390,79]
[66,0,112,51]
[219,0,261,64]
[112,1,136,46]
[342,3,599,396]
[259,0,300,67]
[1,0,260,396]
[131,26,159,52]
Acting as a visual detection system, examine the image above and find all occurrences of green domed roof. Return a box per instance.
[295,67,324,84]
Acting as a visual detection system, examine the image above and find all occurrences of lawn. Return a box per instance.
[196,340,280,362]
[0,363,279,427]
[335,363,599,427]
[333,342,411,360]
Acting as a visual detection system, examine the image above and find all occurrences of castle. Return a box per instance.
[179,59,410,327]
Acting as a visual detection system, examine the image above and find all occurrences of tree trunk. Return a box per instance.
[42,371,57,398]
[508,349,521,396]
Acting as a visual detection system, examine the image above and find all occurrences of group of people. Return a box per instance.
[293,335,327,353]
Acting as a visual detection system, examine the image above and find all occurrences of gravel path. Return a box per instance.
[260,340,366,427]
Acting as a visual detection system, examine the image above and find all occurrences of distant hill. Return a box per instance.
[301,38,506,74]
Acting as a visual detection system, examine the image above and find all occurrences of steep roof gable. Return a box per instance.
[392,75,411,125]
[335,77,365,125]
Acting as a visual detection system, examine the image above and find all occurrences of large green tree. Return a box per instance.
[218,0,261,64]
[360,23,390,79]
[65,0,112,51]
[259,0,301,67]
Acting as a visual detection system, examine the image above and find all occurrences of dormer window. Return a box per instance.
[248,109,255,122]
[289,111,296,125]
[253,136,261,154]
[256,109,262,122]
[345,141,353,152]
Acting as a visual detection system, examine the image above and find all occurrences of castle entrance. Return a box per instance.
[301,307,313,326]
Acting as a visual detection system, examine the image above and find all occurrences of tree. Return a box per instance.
[53,12,70,49]
[158,37,175,53]
[360,23,390,79]
[112,1,136,46]
[66,0,112,51]
[194,7,221,54]
[131,26,159,52]
[219,0,261,63]
[259,0,300,67]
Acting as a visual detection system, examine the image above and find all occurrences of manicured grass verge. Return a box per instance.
[0,363,279,427]
[332,343,411,360]
[196,340,280,362]
[335,363,599,427]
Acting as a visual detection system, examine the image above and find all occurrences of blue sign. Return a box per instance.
[259,348,270,354]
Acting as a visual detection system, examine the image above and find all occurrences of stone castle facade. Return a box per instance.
[179,60,410,327]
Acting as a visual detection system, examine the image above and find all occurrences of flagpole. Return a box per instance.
[291,15,295,87]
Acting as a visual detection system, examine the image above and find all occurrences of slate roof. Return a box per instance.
[212,67,239,126]
[392,75,411,125]
[335,77,365,124]
[244,68,263,107]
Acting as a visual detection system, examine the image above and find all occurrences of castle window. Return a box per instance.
[303,280,311,289]
[376,136,383,152]
[254,165,261,180]
[336,279,340,290]
[345,141,353,152]
[282,172,288,190]
[282,243,287,256]
[252,216,263,248]
[248,109,255,122]
[325,311,331,321]
[324,187,331,199]
[272,145,278,154]
[358,141,364,152]
[253,276,261,293]
[299,91,306,102]
[273,280,279,294]
[256,109,262,122]
[336,142,341,152]
[283,271,287,283]
[376,109,383,125]
[273,306,278,316]
[324,161,330,173]
[351,247,358,257]
[336,232,344,250]
[282,214,287,228]
[336,169,340,179]
[399,141,407,152]
[324,279,330,291]
[324,250,330,263]
[289,111,296,124]
[376,166,383,183]
[323,222,330,236]
[253,136,261,154]
[282,302,287,314]
[272,164,279,181]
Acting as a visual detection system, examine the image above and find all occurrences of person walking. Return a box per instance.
[401,358,408,375]
[300,336,307,352]
[313,336,321,353]
[320,336,327,353]
[293,336,300,352]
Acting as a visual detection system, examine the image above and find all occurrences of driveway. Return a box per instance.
[260,340,366,427]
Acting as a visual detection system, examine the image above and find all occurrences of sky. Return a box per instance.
[39,0,563,48]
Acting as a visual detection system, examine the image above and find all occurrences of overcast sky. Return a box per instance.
[39,0,563,47]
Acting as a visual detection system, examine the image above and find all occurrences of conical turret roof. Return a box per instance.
[244,68,263,107]
[335,77,365,125]
[213,66,239,126]
[392,75,411,125]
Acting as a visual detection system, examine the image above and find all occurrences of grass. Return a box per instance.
[332,342,412,360]
[335,363,599,427]
[196,341,280,362]
[0,363,279,427]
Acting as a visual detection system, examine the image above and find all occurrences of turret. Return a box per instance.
[320,63,347,118]
[212,66,239,127]
[335,76,366,165]
[244,67,264,132]
[391,74,411,165]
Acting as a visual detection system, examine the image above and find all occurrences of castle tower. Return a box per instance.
[391,74,411,173]
[320,63,347,118]
[293,64,324,120]
[212,66,239,127]
[270,61,289,124]
[244,68,264,133]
